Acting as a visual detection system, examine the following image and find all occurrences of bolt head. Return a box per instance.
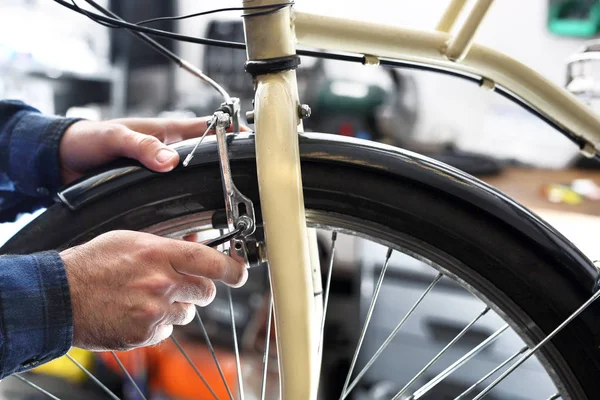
[299,104,311,119]
[245,110,255,124]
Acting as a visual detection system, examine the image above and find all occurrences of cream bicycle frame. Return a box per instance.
[242,0,600,399]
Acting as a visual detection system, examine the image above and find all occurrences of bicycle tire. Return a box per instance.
[3,134,600,399]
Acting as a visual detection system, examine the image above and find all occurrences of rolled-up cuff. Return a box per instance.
[0,251,73,378]
[9,112,81,197]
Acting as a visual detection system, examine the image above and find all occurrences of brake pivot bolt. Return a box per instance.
[236,215,254,236]
[245,110,255,124]
[298,104,311,119]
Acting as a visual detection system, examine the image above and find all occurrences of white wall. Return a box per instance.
[176,0,592,167]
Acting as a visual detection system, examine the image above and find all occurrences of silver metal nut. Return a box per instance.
[245,110,255,124]
[298,104,311,119]
[236,215,254,236]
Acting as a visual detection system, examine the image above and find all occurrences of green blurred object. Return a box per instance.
[316,80,387,116]
[548,0,600,37]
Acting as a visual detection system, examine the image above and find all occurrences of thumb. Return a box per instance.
[119,128,180,172]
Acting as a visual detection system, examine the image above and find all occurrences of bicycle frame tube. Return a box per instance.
[294,6,600,156]
[242,1,319,399]
[436,0,468,32]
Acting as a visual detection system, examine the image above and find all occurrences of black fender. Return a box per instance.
[15,132,600,292]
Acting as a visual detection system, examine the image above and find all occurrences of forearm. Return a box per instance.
[0,252,73,378]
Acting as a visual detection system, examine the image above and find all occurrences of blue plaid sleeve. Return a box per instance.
[0,100,82,221]
[0,252,73,378]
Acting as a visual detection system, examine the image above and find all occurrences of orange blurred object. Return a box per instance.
[99,339,238,400]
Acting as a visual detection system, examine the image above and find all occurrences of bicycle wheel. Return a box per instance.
[2,133,600,400]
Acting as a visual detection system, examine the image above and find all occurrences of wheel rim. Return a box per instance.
[139,209,574,399]
[4,209,577,400]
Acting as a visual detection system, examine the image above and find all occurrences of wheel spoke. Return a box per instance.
[196,308,235,400]
[65,353,120,400]
[319,231,338,353]
[393,306,491,399]
[12,375,62,400]
[339,247,393,398]
[171,335,219,400]
[261,292,274,400]
[472,289,600,400]
[228,286,245,400]
[343,272,443,398]
[408,324,509,400]
[453,346,527,400]
[110,351,148,400]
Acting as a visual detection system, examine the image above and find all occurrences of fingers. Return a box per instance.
[171,275,217,307]
[112,116,252,143]
[110,117,213,143]
[162,302,196,326]
[164,238,248,288]
[64,229,249,352]
[60,116,251,182]
[147,324,174,346]
[104,116,252,173]
[117,127,180,172]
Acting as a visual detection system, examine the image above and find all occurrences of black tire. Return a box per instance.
[3,151,600,399]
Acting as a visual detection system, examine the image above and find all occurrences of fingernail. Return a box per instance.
[156,148,177,163]
[238,267,249,287]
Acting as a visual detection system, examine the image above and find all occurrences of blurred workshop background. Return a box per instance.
[2,1,600,399]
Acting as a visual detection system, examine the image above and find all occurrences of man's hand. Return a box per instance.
[60,230,248,351]
[59,117,249,184]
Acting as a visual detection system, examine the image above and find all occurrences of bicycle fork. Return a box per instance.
[242,1,322,398]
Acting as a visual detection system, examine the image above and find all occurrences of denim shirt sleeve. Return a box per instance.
[0,252,73,378]
[0,100,81,222]
[0,100,76,377]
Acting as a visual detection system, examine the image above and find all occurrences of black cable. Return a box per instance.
[53,0,247,50]
[57,0,355,57]
[58,2,480,72]
[136,2,294,25]
[243,4,290,17]
[57,1,373,61]
[83,0,183,66]
[204,226,244,248]
[379,57,482,84]
[69,0,120,28]
[57,1,488,75]
[56,1,391,62]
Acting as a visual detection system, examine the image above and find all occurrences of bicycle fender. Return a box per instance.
[57,132,600,292]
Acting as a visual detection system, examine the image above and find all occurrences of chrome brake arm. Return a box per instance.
[213,105,262,267]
